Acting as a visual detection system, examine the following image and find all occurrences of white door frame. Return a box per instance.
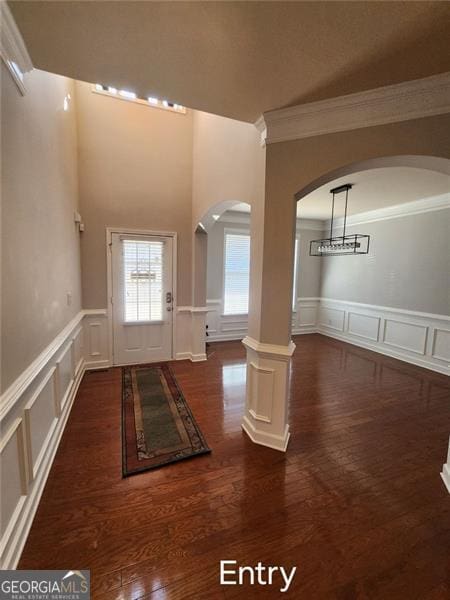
[106,227,178,365]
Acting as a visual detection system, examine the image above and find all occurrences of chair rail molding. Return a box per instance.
[0,0,33,95]
[257,72,450,144]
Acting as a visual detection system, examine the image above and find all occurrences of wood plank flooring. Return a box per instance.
[18,334,450,599]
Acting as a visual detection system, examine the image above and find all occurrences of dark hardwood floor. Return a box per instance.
[19,334,450,599]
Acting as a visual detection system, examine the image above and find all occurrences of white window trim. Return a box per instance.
[222,228,251,317]
[106,227,178,364]
[292,235,300,313]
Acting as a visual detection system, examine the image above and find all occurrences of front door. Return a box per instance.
[111,232,173,365]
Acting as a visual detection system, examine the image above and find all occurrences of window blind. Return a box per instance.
[223,233,250,315]
[123,240,163,322]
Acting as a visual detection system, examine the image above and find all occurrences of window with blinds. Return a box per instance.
[223,232,250,315]
[123,239,163,322]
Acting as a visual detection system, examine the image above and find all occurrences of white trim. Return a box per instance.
[0,311,85,421]
[325,194,450,230]
[242,336,296,360]
[1,361,85,569]
[106,227,178,365]
[319,298,450,323]
[317,328,449,376]
[242,417,290,453]
[0,1,33,95]
[254,115,267,146]
[261,72,450,144]
[315,298,450,375]
[441,463,450,494]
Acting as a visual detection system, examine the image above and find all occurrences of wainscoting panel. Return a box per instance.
[293,298,320,334]
[318,299,449,375]
[23,367,58,480]
[83,310,110,369]
[0,311,87,569]
[0,419,27,551]
[318,305,346,332]
[432,328,450,363]
[347,312,381,342]
[207,298,321,341]
[56,342,75,411]
[206,300,248,342]
[382,319,428,355]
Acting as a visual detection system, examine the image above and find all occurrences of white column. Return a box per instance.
[190,308,208,361]
[242,336,296,452]
[441,436,450,494]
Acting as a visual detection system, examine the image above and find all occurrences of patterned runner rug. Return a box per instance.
[122,363,210,476]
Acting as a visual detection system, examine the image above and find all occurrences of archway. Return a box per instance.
[243,150,450,453]
[190,199,252,361]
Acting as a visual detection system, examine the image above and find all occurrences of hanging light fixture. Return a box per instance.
[309,184,370,256]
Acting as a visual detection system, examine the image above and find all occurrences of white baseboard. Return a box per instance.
[317,327,449,375]
[242,416,290,452]
[175,351,207,362]
[175,352,192,361]
[441,463,450,494]
[84,359,111,371]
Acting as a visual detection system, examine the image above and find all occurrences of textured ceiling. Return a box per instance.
[9,1,450,122]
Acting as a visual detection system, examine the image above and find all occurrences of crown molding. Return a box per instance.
[324,193,450,230]
[259,72,450,145]
[0,0,33,95]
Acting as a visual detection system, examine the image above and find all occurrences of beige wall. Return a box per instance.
[253,114,450,345]
[192,111,265,225]
[75,82,194,308]
[1,67,82,392]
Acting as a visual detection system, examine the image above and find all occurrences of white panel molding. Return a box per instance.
[0,1,33,95]
[0,418,27,560]
[0,313,89,569]
[260,72,450,144]
[242,337,294,452]
[206,297,448,374]
[0,311,85,421]
[83,310,110,370]
[441,438,450,494]
[23,367,59,481]
[382,319,428,356]
[315,299,449,375]
[347,312,381,343]
[325,194,450,231]
[432,328,450,363]
[318,306,346,332]
[248,362,275,424]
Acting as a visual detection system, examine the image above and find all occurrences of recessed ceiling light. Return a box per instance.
[212,214,220,221]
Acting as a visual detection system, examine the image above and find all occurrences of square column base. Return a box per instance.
[241,336,295,452]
